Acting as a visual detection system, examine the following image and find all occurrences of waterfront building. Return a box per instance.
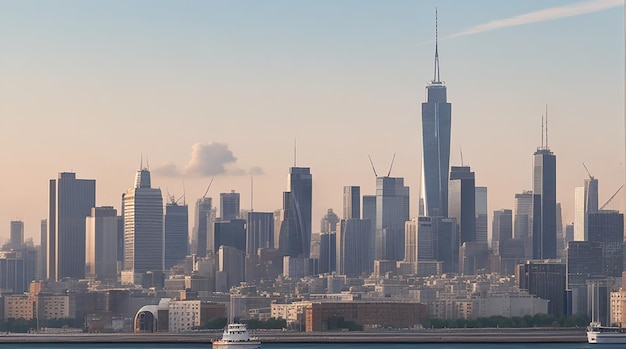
[48,172,96,281]
[3,294,34,320]
[566,241,604,316]
[122,167,163,285]
[85,206,118,282]
[517,260,565,316]
[305,302,427,332]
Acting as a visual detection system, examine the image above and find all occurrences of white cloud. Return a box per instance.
[448,0,622,39]
[184,142,238,177]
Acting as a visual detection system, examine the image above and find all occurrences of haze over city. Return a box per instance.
[1,0,624,242]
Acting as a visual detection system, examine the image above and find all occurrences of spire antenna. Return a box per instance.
[545,104,549,149]
[433,7,440,83]
[541,114,543,149]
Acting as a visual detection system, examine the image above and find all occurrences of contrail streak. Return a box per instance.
[447,0,622,39]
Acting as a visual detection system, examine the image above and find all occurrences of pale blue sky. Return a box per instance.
[0,0,623,241]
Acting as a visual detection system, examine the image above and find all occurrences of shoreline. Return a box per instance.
[0,328,588,343]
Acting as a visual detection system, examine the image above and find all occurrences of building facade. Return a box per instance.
[48,172,96,281]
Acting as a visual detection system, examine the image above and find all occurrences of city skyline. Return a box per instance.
[1,1,624,242]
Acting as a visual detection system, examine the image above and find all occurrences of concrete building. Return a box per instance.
[4,294,34,320]
[48,172,96,281]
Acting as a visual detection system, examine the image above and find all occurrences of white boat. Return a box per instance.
[587,321,626,344]
[212,323,261,349]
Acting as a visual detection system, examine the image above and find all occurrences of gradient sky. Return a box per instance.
[1,0,624,243]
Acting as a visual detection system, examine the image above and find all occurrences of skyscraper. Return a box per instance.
[278,167,312,258]
[10,221,24,249]
[574,176,599,241]
[85,206,118,281]
[336,219,372,277]
[246,211,274,255]
[448,166,476,244]
[532,145,557,260]
[164,200,189,270]
[220,191,240,220]
[343,186,360,220]
[475,187,488,244]
[375,177,410,261]
[48,172,96,281]
[587,210,624,277]
[421,16,451,218]
[122,167,163,284]
[192,197,212,258]
[492,209,513,254]
[320,209,339,234]
[514,190,533,258]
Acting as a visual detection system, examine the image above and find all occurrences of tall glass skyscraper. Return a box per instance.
[192,197,212,258]
[123,167,163,283]
[164,201,189,270]
[421,22,451,218]
[574,177,599,241]
[48,172,96,281]
[375,177,409,261]
[532,147,557,259]
[278,167,312,257]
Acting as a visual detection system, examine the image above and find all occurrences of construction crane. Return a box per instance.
[600,184,623,210]
[202,178,214,199]
[582,162,594,180]
[386,153,396,177]
[368,155,378,177]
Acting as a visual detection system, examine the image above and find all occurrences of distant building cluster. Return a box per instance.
[1,22,624,334]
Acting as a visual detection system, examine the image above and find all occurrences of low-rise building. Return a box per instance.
[305,301,427,331]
